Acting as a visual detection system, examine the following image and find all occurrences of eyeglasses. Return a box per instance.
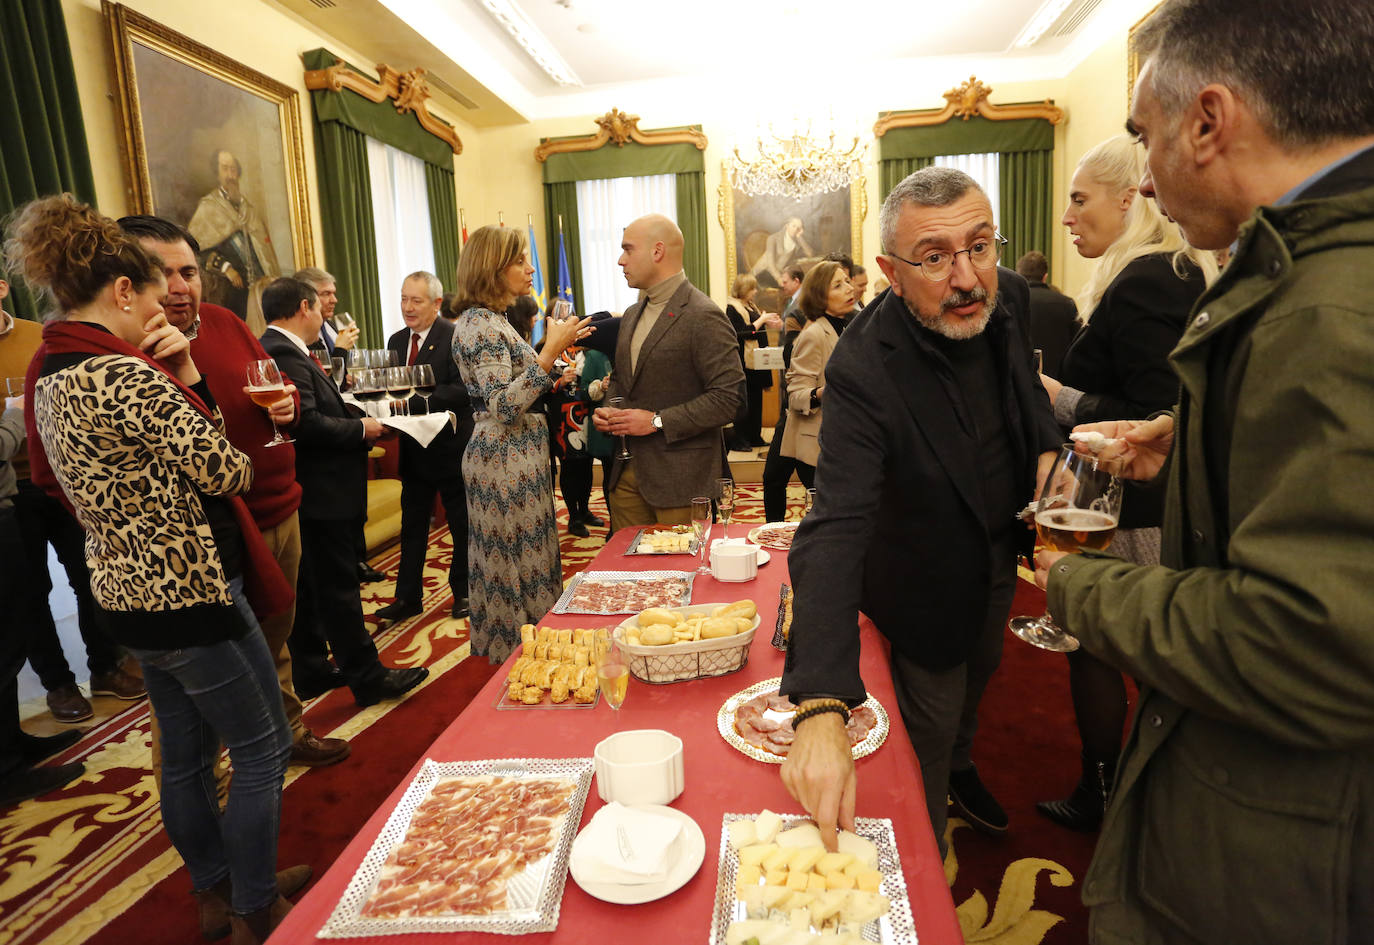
[886,234,1007,282]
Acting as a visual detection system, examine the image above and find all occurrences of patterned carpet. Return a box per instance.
[0,482,1094,944]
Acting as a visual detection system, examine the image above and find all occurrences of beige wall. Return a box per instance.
[64,0,1132,309]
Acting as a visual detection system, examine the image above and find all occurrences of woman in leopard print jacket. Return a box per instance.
[6,196,301,944]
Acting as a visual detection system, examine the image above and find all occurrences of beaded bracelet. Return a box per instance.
[792,699,851,729]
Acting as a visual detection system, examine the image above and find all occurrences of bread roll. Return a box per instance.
[641,625,676,646]
[701,617,740,639]
[637,607,682,627]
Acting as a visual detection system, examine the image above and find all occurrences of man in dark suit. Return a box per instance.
[259,278,428,707]
[375,271,473,623]
[1014,250,1077,378]
[777,168,1061,857]
[592,214,743,529]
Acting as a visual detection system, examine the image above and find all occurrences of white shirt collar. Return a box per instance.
[267,323,314,358]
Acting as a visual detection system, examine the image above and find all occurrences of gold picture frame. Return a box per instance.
[717,165,866,312]
[1127,3,1164,99]
[104,2,314,318]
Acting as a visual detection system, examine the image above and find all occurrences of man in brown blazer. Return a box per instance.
[593,215,744,529]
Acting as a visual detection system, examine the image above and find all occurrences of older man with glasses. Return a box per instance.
[777,167,1060,858]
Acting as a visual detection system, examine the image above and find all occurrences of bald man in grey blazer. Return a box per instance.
[593,215,744,529]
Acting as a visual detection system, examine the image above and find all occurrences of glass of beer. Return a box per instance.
[1009,443,1123,652]
[595,637,629,711]
[245,359,293,447]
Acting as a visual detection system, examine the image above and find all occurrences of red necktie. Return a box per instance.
[408,332,420,365]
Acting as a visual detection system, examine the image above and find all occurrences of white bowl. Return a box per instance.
[594,729,685,806]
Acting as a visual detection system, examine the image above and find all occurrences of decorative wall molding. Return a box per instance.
[873,76,1064,136]
[304,58,463,155]
[534,109,708,162]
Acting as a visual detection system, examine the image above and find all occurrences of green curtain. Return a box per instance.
[543,182,586,316]
[675,171,709,295]
[998,149,1054,276]
[313,121,383,344]
[878,156,935,206]
[426,162,460,293]
[0,0,95,320]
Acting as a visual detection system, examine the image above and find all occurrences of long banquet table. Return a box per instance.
[270,526,962,943]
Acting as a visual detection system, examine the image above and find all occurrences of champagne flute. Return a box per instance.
[245,359,293,447]
[412,363,436,415]
[331,356,346,391]
[608,396,632,460]
[1009,443,1124,652]
[716,477,735,541]
[691,496,712,574]
[595,637,630,711]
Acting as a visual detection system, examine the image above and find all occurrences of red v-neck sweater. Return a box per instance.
[190,303,302,529]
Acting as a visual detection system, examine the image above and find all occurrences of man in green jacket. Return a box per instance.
[1036,1,1374,942]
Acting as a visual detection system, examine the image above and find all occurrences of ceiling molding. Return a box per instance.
[304,58,464,154]
[873,76,1064,136]
[534,108,708,162]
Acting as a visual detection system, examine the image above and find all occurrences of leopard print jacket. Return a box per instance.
[34,354,254,614]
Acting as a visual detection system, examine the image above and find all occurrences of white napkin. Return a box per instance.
[571,802,683,885]
[379,411,457,448]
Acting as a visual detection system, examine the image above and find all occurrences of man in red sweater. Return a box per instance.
[120,216,349,769]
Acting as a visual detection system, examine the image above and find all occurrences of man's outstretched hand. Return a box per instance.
[780,709,856,853]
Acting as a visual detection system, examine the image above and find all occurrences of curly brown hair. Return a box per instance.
[4,194,161,314]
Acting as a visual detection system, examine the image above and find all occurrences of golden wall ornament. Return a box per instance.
[873,76,1064,136]
[303,58,462,155]
[534,109,708,162]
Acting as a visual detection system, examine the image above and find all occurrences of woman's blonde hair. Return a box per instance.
[1073,134,1218,320]
[454,225,527,313]
[730,273,758,301]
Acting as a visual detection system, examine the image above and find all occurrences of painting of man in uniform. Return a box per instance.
[131,40,294,319]
[732,186,851,312]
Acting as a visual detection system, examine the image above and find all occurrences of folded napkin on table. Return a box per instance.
[571,802,683,885]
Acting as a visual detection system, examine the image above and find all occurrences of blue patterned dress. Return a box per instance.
[453,307,563,662]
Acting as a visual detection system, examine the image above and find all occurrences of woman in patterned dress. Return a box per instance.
[452,226,590,662]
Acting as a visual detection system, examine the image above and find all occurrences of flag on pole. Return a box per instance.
[528,218,548,347]
[459,209,468,246]
[556,220,574,307]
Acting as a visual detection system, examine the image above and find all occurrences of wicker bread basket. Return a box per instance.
[613,604,760,684]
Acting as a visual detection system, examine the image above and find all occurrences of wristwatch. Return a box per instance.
[652,413,664,431]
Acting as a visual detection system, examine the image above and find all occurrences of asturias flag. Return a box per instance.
[529,223,547,347]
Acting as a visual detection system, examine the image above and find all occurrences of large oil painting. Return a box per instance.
[105,3,313,319]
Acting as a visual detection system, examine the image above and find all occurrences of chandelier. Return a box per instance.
[729,120,867,200]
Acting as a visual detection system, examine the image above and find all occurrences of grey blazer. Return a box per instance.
[606,279,744,508]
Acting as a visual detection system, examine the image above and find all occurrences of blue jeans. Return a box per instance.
[129,577,292,913]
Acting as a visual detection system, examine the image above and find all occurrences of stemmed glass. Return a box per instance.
[352,368,386,413]
[245,359,293,447]
[331,356,346,391]
[691,496,712,574]
[804,487,817,517]
[5,377,25,399]
[386,366,412,417]
[412,363,436,415]
[1009,443,1124,652]
[716,478,735,541]
[608,396,632,460]
[595,637,629,711]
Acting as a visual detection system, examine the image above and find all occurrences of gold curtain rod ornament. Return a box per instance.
[534,108,707,162]
[304,57,462,155]
[873,76,1063,136]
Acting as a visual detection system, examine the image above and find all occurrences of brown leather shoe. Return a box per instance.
[228,895,292,945]
[46,684,93,723]
[90,668,147,700]
[195,866,312,941]
[289,730,351,767]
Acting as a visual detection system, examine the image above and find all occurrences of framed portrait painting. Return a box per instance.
[718,165,865,314]
[104,2,313,319]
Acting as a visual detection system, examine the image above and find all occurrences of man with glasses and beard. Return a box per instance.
[778,168,1060,858]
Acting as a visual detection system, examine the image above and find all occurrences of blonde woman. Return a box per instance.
[724,273,781,450]
[780,261,852,487]
[1037,133,1217,831]
[452,226,588,662]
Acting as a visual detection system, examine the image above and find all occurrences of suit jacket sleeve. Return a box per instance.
[659,303,744,442]
[264,338,363,448]
[785,324,824,415]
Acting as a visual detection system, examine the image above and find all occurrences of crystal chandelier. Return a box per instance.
[729,120,867,200]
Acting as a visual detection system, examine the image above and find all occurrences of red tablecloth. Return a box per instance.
[270,526,962,944]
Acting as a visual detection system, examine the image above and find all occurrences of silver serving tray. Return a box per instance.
[625,527,700,556]
[716,676,890,765]
[551,569,694,614]
[708,813,919,945]
[318,757,593,938]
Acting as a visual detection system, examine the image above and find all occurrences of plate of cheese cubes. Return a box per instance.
[708,809,917,945]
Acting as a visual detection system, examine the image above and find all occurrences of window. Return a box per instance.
[574,174,677,315]
[367,137,436,338]
[932,153,1001,231]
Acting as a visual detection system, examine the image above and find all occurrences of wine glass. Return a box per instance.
[386,366,412,417]
[352,368,384,413]
[331,356,346,391]
[1009,443,1124,652]
[691,496,712,574]
[412,363,436,415]
[245,359,293,447]
[595,637,629,711]
[608,396,632,460]
[335,311,356,331]
[804,487,817,517]
[716,477,735,541]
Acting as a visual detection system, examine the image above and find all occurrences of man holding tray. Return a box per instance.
[778,168,1060,857]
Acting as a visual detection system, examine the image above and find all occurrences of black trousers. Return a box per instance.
[0,506,31,778]
[13,479,119,687]
[762,412,800,523]
[395,469,468,604]
[559,454,594,520]
[291,515,382,691]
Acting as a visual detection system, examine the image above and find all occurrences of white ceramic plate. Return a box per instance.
[569,805,706,905]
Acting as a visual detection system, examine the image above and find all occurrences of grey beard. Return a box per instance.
[904,287,993,340]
